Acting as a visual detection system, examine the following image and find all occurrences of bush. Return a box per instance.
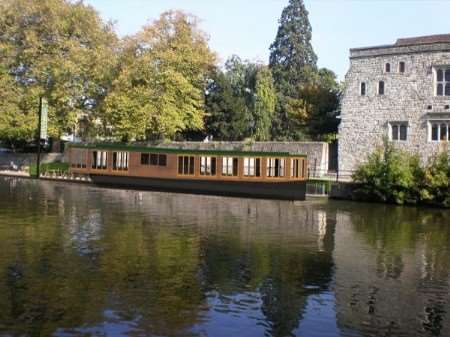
[419,153,450,207]
[353,141,450,207]
[353,141,421,204]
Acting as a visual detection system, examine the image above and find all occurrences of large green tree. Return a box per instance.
[205,56,276,141]
[103,11,216,141]
[269,0,317,96]
[0,0,118,144]
[254,67,277,141]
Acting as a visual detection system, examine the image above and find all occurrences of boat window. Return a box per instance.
[200,157,217,176]
[158,154,167,166]
[141,153,167,166]
[267,158,286,177]
[92,151,108,170]
[71,149,87,168]
[141,153,149,165]
[113,152,129,171]
[178,156,195,175]
[243,158,261,177]
[150,154,158,165]
[222,157,238,176]
[291,158,304,179]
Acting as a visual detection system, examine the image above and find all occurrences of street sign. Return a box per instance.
[40,97,48,140]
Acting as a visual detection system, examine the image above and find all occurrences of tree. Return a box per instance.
[269,0,317,96]
[254,67,276,141]
[205,70,252,140]
[269,0,322,140]
[302,68,341,140]
[0,0,118,142]
[103,11,216,141]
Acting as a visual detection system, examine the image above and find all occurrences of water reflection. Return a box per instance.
[0,177,449,336]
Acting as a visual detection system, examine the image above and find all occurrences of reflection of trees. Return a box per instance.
[335,203,450,337]
[0,178,337,337]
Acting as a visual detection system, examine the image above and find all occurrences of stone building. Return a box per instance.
[339,34,450,174]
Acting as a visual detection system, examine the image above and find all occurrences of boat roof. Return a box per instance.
[69,143,307,158]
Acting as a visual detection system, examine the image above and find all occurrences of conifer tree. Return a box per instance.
[269,0,317,96]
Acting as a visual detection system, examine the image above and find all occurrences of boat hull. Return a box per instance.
[89,174,306,201]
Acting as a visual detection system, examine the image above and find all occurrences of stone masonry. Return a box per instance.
[339,34,450,174]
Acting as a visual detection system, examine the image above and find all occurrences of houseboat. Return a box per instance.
[67,143,307,200]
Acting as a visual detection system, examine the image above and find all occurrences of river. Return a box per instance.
[0,177,449,337]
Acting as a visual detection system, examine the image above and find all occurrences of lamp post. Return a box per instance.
[36,97,48,178]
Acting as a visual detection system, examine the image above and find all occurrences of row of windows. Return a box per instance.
[384,62,406,74]
[78,152,307,177]
[178,156,305,178]
[141,153,167,166]
[388,121,450,142]
[360,81,385,96]
[431,122,450,142]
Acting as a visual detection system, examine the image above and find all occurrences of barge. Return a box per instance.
[67,143,307,200]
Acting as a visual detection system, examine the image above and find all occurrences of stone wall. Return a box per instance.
[339,42,450,174]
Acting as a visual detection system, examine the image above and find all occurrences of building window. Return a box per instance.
[435,68,450,96]
[390,122,408,141]
[222,157,238,176]
[141,153,167,166]
[113,152,129,171]
[360,82,366,96]
[399,62,405,73]
[200,156,217,176]
[178,156,195,175]
[243,158,261,177]
[429,121,450,142]
[267,158,286,178]
[378,81,385,95]
[291,158,305,179]
[92,151,108,170]
[71,149,87,168]
[385,63,391,73]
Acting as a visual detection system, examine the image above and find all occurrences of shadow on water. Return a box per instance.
[0,177,449,337]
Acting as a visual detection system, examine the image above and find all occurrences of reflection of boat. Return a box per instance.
[67,143,307,200]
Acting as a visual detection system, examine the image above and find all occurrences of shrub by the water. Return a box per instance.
[353,142,450,207]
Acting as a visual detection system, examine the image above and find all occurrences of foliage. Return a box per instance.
[103,11,216,141]
[205,70,252,140]
[353,141,450,207]
[0,0,118,142]
[205,56,276,141]
[419,152,450,207]
[254,67,277,141]
[269,0,317,96]
[268,0,340,141]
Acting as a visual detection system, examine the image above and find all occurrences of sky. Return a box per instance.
[84,0,450,81]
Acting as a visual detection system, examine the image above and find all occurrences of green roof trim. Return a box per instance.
[68,143,307,158]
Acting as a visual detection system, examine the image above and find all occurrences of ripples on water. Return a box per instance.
[0,177,449,337]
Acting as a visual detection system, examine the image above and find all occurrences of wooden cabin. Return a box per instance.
[68,143,307,200]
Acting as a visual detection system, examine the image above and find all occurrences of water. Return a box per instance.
[0,177,449,337]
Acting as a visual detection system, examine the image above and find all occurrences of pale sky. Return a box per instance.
[85,0,450,81]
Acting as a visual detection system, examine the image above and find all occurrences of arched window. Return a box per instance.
[437,84,444,96]
[437,69,444,82]
[446,83,450,96]
[360,82,366,96]
[385,63,391,73]
[399,62,405,73]
[378,81,385,95]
